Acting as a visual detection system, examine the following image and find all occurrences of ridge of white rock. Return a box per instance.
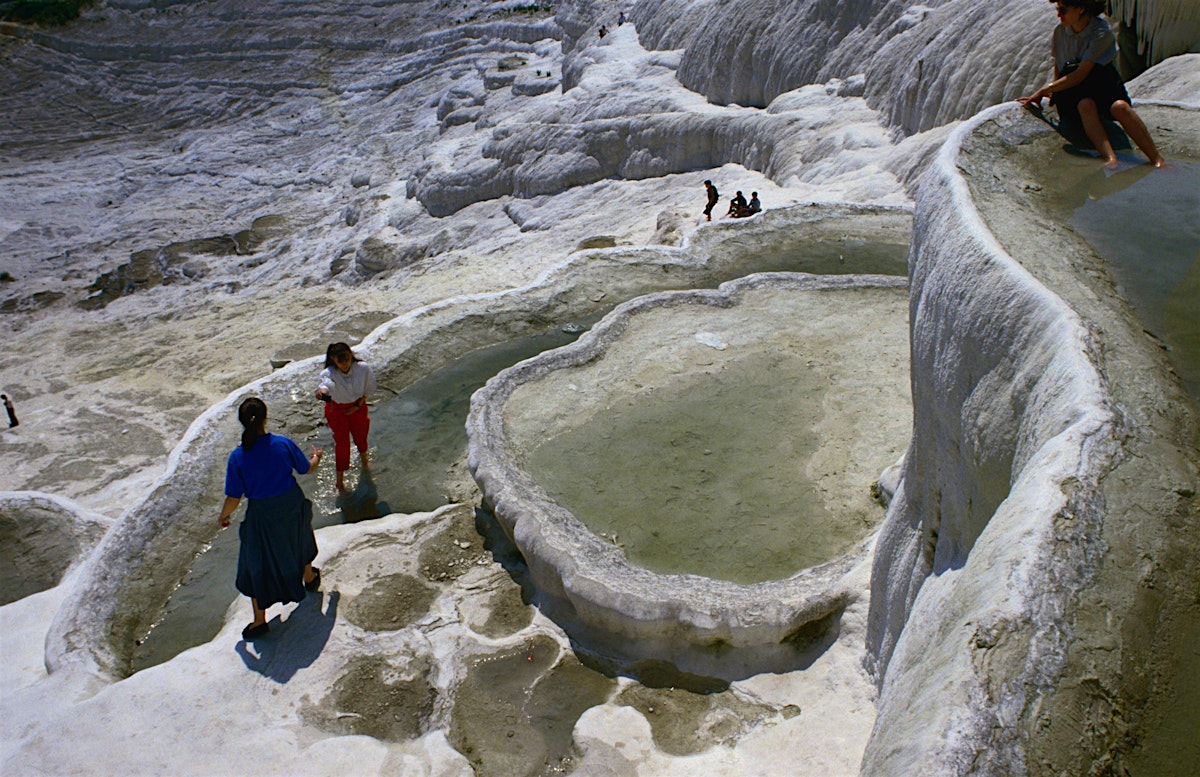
[862,97,1200,774]
[406,22,900,216]
[631,0,1052,134]
[631,0,1200,135]
[862,102,1117,773]
[0,491,113,607]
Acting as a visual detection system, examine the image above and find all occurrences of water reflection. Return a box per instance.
[1067,160,1200,395]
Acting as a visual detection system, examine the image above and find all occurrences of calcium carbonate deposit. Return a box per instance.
[1,1,1198,775]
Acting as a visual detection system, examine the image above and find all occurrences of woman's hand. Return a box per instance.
[1017,89,1048,107]
[309,445,324,472]
[218,495,242,528]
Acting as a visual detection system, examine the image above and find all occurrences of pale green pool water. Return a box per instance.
[525,353,871,584]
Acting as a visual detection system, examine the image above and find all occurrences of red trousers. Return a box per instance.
[324,401,370,472]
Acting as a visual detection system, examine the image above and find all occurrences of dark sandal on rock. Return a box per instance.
[242,622,269,640]
[305,568,321,592]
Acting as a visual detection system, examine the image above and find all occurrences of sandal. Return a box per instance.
[305,567,322,593]
[242,622,269,640]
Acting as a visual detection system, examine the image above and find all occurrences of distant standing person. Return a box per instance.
[218,397,323,640]
[618,11,626,25]
[703,180,719,221]
[2,394,16,428]
[1017,0,1164,168]
[316,342,377,493]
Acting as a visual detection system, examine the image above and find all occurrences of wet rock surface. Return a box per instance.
[78,216,287,309]
[614,684,788,757]
[344,573,439,633]
[302,654,437,742]
[449,634,616,777]
[418,505,492,583]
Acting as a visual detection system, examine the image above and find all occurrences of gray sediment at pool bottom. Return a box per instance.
[467,272,911,679]
[44,201,910,680]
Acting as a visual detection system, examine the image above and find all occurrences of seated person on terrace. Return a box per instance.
[727,190,748,218]
[1016,0,1164,168]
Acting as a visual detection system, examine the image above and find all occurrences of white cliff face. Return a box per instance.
[863,103,1120,773]
[631,0,1054,134]
[1110,0,1200,69]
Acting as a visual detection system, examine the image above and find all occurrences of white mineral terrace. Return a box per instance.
[467,273,910,679]
[1,0,1199,775]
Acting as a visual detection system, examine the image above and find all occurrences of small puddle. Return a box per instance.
[525,353,864,584]
[1066,159,1200,396]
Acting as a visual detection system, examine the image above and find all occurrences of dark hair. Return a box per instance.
[1052,0,1105,15]
[238,397,268,450]
[324,342,361,369]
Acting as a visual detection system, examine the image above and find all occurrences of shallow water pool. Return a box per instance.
[1067,159,1200,396]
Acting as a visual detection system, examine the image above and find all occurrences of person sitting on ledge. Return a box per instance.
[747,192,761,215]
[727,190,748,218]
[1016,0,1165,168]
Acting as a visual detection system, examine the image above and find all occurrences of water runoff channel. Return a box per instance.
[133,234,910,672]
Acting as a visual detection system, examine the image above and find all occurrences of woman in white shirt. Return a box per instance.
[315,342,377,492]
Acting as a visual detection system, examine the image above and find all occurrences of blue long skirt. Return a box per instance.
[235,484,317,608]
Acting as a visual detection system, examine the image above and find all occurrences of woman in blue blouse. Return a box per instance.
[218,397,324,640]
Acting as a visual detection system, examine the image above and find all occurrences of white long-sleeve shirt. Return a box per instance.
[318,361,376,404]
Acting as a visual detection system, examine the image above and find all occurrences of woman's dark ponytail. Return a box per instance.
[238,397,268,450]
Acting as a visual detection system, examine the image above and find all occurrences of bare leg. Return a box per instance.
[360,449,371,471]
[1077,98,1118,166]
[1111,101,1166,167]
[303,563,317,586]
[336,470,346,492]
[250,597,267,628]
